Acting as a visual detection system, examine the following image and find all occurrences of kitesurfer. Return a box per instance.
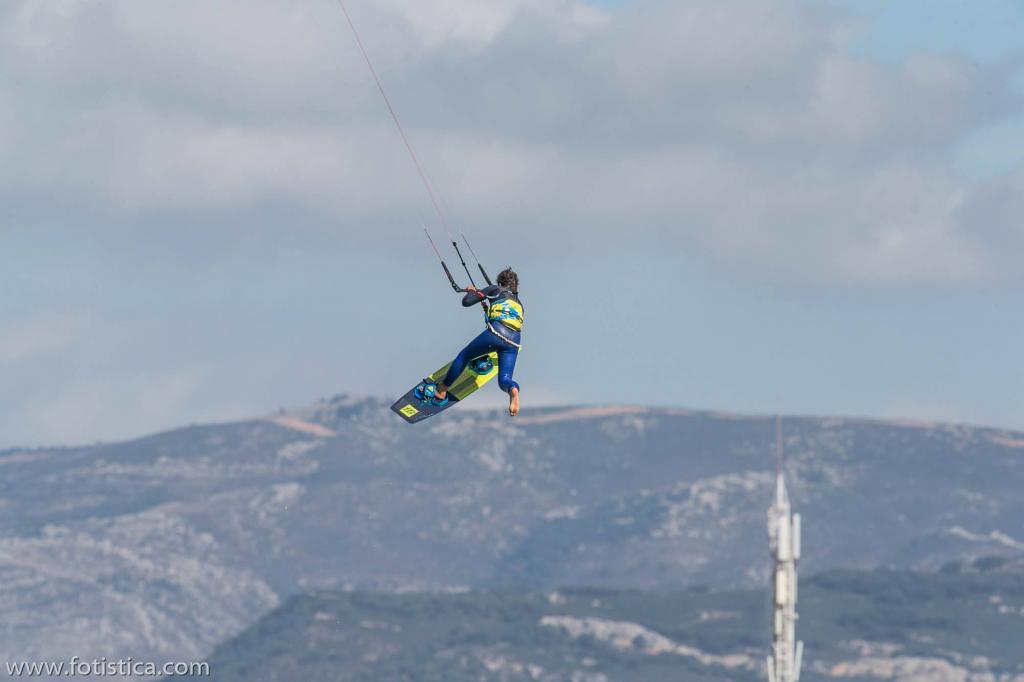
[434,268,523,416]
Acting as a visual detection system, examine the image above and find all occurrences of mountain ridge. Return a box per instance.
[1,394,1022,667]
[11,393,1017,453]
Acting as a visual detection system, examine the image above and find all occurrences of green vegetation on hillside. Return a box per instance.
[198,559,1024,682]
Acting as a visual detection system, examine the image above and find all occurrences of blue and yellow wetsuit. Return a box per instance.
[441,285,523,394]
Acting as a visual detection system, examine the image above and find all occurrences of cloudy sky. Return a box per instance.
[2,0,1022,447]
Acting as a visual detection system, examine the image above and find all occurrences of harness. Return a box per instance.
[487,323,522,350]
[487,304,523,331]
[484,288,524,332]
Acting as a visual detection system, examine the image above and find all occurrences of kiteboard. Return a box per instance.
[391,352,499,424]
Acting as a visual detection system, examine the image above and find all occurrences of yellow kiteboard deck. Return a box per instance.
[390,352,499,424]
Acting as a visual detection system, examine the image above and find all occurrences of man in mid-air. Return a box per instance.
[433,268,523,416]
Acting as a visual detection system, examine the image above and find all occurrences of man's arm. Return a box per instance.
[461,285,500,308]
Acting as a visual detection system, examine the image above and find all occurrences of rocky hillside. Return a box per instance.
[1,396,1022,666]
[198,558,1024,682]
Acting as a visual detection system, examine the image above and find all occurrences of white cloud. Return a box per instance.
[0,0,1020,289]
[0,312,87,362]
[3,363,209,446]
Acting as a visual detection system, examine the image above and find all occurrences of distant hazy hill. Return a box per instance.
[2,396,1023,665]
[199,559,1024,682]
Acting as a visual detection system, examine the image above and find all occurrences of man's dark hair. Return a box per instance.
[496,267,518,293]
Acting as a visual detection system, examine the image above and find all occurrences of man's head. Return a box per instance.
[496,267,518,293]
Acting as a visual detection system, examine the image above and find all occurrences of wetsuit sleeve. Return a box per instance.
[480,285,502,299]
[461,289,488,307]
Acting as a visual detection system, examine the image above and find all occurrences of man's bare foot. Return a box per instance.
[508,387,520,417]
[433,383,447,400]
